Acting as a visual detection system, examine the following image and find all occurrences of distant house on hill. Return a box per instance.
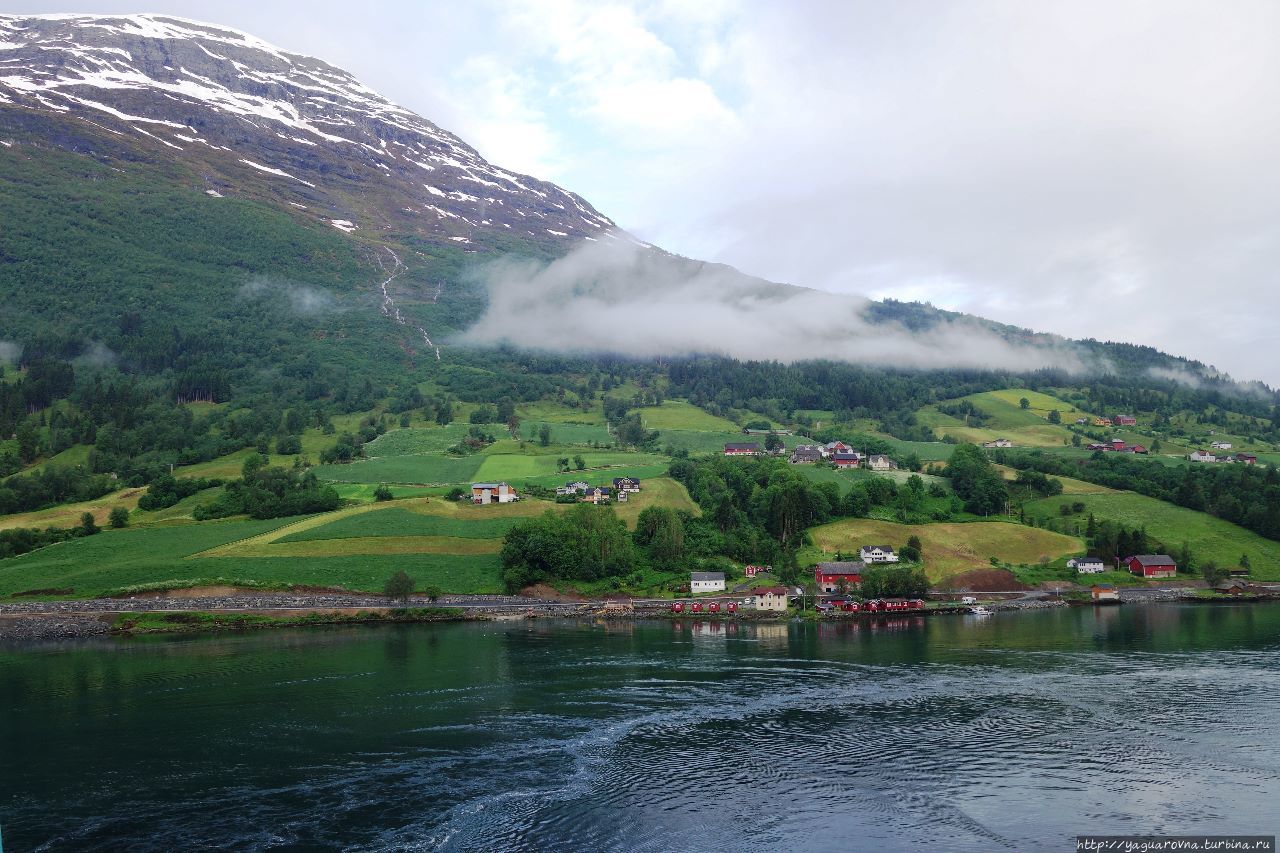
[612,477,641,493]
[1126,554,1177,579]
[1093,417,1113,427]
[1068,557,1106,574]
[1236,453,1257,465]
[1210,441,1233,450]
[1115,416,1137,426]
[472,482,519,505]
[744,564,772,578]
[1189,450,1221,463]
[814,562,864,593]
[690,571,726,593]
[860,545,899,564]
[1075,417,1089,425]
[983,438,1013,449]
[556,480,592,496]
[579,486,611,504]
[866,455,897,471]
[789,445,823,464]
[724,442,761,456]
[822,441,851,457]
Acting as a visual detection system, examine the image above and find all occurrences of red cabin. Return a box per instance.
[726,601,738,613]
[864,599,882,612]
[671,602,684,613]
[907,599,925,610]
[841,602,860,612]
[708,602,720,613]
[691,602,703,613]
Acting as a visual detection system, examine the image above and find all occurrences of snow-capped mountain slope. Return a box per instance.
[0,13,617,246]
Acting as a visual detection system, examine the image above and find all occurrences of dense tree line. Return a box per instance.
[193,456,338,520]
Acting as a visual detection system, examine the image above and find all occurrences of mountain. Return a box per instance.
[0,14,616,249]
[0,13,1270,401]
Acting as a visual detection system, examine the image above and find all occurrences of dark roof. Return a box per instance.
[724,442,761,451]
[690,571,725,582]
[861,545,894,552]
[1130,554,1175,566]
[816,561,865,573]
[832,451,860,460]
[751,586,788,595]
[613,476,640,485]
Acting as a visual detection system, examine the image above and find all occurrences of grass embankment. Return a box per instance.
[111,607,467,635]
[991,464,1118,495]
[802,517,1082,582]
[1025,492,1280,580]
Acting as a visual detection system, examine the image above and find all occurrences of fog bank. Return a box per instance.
[459,242,1084,372]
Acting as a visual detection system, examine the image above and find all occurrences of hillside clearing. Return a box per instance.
[803,518,1082,581]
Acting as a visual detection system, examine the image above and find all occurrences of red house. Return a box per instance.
[744,564,771,578]
[1115,416,1138,426]
[1237,453,1258,465]
[815,561,864,593]
[1126,554,1177,579]
[832,452,862,469]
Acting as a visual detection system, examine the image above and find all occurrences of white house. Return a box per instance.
[1189,450,1222,463]
[690,571,726,593]
[860,545,899,564]
[472,482,519,504]
[866,455,898,471]
[982,438,1013,449]
[1210,441,1233,450]
[750,586,789,612]
[1068,557,1106,574]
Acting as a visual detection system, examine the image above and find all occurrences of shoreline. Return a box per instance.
[2,592,1272,642]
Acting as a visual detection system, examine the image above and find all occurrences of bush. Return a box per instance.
[373,484,394,502]
[108,507,130,528]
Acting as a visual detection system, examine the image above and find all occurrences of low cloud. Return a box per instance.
[240,276,341,315]
[459,241,1084,372]
[0,340,21,364]
[75,341,118,368]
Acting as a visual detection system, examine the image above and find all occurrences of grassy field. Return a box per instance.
[0,487,147,532]
[992,464,1118,495]
[1025,491,1280,579]
[918,388,1081,448]
[517,421,613,446]
[794,465,950,495]
[279,507,521,542]
[802,518,1082,581]
[635,401,741,432]
[0,505,507,596]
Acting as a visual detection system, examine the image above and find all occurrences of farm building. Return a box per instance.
[815,562,864,593]
[1115,416,1137,426]
[1068,557,1106,574]
[1091,584,1119,602]
[1237,453,1258,465]
[690,572,726,593]
[612,477,642,493]
[1126,555,1177,579]
[1210,441,1233,450]
[579,486,612,504]
[832,451,862,469]
[789,445,823,464]
[860,545,899,564]
[744,565,771,578]
[724,443,762,456]
[982,438,1013,448]
[471,482,519,505]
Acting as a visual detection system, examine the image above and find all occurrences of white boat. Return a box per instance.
[968,605,993,616]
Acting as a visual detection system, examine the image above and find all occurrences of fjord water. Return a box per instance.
[3,606,1278,851]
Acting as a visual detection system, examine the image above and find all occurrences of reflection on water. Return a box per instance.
[2,604,1279,851]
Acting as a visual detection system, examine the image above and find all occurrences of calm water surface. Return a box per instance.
[2,604,1279,851]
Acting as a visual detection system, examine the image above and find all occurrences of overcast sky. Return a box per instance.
[12,1,1280,384]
